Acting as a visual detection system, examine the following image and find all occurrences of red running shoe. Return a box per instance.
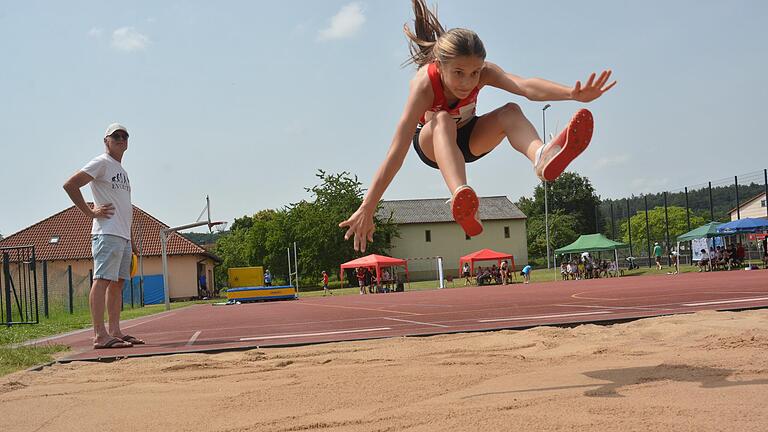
[451,185,483,237]
[535,108,594,182]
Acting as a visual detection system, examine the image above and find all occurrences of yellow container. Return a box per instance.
[227,266,264,288]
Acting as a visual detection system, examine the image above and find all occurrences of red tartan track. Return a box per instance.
[29,270,768,363]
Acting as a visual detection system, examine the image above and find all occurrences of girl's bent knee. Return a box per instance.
[500,102,522,116]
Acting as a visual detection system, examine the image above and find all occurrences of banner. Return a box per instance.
[691,238,713,261]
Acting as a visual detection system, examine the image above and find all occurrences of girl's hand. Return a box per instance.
[571,70,617,103]
[339,206,376,253]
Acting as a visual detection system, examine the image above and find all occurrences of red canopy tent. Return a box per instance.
[459,248,515,276]
[339,254,409,288]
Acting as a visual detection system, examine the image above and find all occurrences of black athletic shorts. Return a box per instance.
[412,116,489,169]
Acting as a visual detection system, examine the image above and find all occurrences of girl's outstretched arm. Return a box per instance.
[483,62,617,102]
[339,77,433,252]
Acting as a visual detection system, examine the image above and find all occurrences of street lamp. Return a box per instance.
[542,104,552,270]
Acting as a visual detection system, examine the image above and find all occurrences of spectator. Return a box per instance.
[736,243,746,267]
[669,248,679,274]
[264,269,272,287]
[462,262,472,286]
[321,271,331,296]
[356,267,366,295]
[500,260,509,285]
[521,264,532,284]
[653,242,663,270]
[199,273,208,298]
[560,262,568,280]
[63,122,142,349]
[698,249,710,272]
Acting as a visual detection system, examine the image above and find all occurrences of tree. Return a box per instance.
[214,170,398,288]
[291,170,398,281]
[517,172,602,235]
[619,206,705,255]
[526,211,580,261]
[517,172,602,260]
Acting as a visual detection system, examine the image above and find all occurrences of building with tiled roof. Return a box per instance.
[0,205,221,303]
[377,196,528,280]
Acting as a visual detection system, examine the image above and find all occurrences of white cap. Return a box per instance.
[104,123,129,138]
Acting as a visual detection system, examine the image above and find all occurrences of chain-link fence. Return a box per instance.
[595,169,768,267]
[36,261,145,317]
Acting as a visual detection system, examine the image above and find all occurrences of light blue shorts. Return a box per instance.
[92,234,131,281]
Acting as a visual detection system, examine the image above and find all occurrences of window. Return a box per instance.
[504,226,510,238]
[49,236,60,244]
[466,234,471,240]
[762,199,766,208]
[425,230,431,242]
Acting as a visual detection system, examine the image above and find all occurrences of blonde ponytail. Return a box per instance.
[403,0,486,68]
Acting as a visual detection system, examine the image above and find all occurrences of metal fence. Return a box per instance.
[595,168,768,266]
[19,260,145,318]
[1,245,39,326]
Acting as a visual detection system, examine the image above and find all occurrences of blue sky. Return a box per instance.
[2,1,767,236]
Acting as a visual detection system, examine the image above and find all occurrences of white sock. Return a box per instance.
[534,144,546,167]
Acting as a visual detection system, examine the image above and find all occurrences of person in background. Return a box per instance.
[521,264,532,284]
[462,262,472,285]
[653,242,663,270]
[321,271,331,296]
[264,269,272,287]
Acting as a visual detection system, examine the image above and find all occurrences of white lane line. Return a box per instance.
[122,312,177,330]
[240,327,392,342]
[383,317,449,328]
[554,304,661,311]
[478,311,611,323]
[187,331,202,346]
[682,296,768,307]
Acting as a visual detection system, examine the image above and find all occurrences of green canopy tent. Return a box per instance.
[675,222,723,267]
[676,222,722,242]
[554,234,629,278]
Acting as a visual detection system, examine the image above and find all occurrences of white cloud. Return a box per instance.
[88,27,103,38]
[594,154,630,168]
[111,27,151,52]
[317,3,366,41]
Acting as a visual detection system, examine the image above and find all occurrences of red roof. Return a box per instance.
[0,205,216,262]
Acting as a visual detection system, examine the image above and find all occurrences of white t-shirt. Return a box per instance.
[81,153,132,240]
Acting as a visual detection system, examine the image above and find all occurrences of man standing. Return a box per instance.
[264,269,272,287]
[63,123,144,349]
[653,242,663,270]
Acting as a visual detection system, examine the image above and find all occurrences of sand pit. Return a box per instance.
[2,309,768,431]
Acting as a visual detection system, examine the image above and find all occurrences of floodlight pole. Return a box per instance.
[161,220,214,311]
[542,104,552,270]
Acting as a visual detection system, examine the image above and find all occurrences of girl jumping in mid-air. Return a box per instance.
[340,0,616,252]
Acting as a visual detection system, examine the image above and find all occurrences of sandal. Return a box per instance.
[119,335,145,345]
[94,337,132,349]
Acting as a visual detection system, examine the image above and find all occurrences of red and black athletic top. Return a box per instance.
[419,62,480,126]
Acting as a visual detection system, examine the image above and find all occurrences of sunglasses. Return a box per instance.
[110,132,129,140]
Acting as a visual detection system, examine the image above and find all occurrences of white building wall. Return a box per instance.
[388,219,528,280]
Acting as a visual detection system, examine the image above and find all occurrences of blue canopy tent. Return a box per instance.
[716,218,768,234]
[716,218,768,265]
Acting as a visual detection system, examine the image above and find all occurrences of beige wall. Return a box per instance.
[37,255,216,301]
[730,194,767,221]
[137,255,217,300]
[389,219,528,281]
